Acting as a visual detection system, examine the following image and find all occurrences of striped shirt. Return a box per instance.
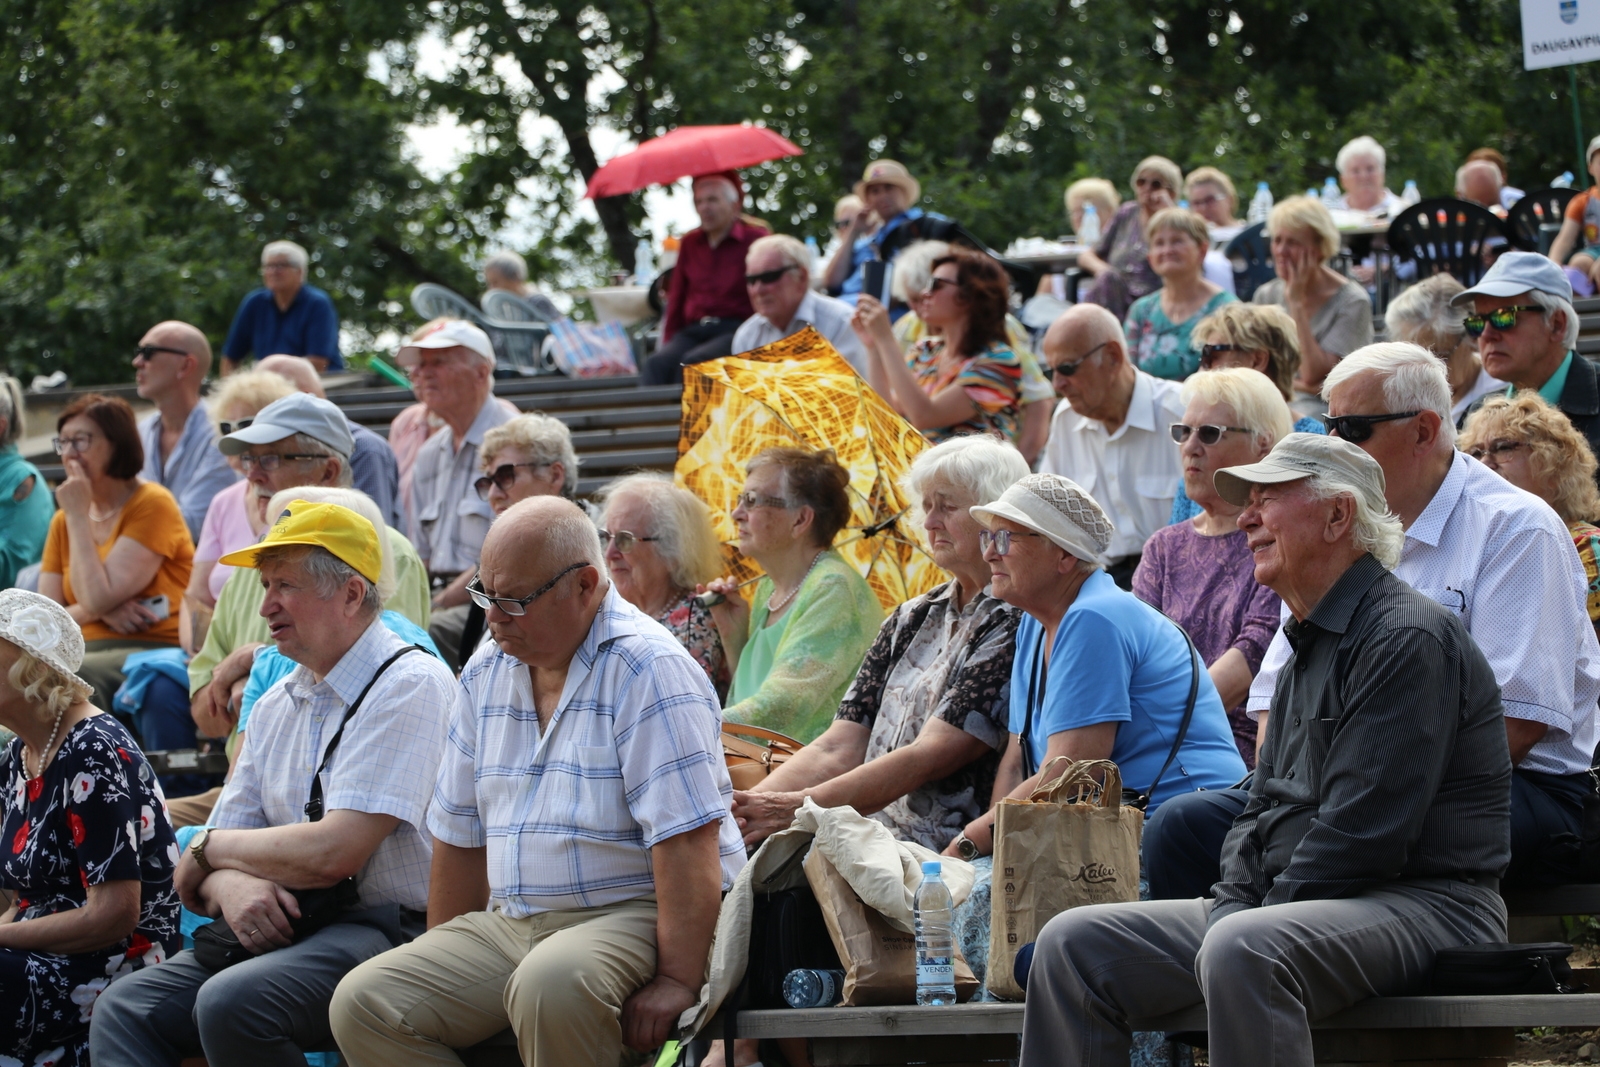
[1249,451,1600,777]
[429,586,745,917]
[211,619,456,911]
[908,339,1023,445]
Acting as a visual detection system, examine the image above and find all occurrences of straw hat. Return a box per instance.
[853,159,921,205]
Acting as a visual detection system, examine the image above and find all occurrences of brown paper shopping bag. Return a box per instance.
[987,758,1143,1000]
[804,846,977,1005]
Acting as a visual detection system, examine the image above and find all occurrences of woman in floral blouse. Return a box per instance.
[0,590,178,1067]
[1122,207,1236,381]
[596,473,731,699]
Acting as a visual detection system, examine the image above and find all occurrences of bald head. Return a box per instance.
[258,354,326,398]
[145,321,212,374]
[136,320,212,403]
[1043,303,1126,359]
[483,496,606,577]
[478,496,608,669]
[1039,302,1134,425]
[1456,160,1502,209]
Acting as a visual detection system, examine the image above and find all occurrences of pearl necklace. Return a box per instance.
[766,551,826,615]
[24,704,66,781]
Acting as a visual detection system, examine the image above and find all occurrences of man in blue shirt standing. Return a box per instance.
[221,240,342,373]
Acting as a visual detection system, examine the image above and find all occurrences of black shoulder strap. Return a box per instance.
[1140,623,1201,808]
[304,645,430,822]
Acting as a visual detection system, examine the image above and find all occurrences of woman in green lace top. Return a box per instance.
[702,447,884,743]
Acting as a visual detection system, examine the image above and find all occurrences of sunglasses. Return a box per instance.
[734,490,794,510]
[133,344,189,364]
[1170,423,1250,445]
[1317,410,1421,443]
[1462,305,1542,338]
[925,277,959,296]
[1466,440,1527,463]
[1047,342,1109,379]
[978,528,1045,556]
[466,562,586,617]
[219,418,253,436]
[598,529,660,553]
[745,266,796,287]
[1198,343,1242,367]
[474,463,546,500]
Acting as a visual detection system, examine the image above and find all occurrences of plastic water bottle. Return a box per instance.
[1322,176,1340,203]
[804,234,821,266]
[1247,182,1273,225]
[1555,171,1577,189]
[632,237,654,286]
[914,860,957,1006]
[1401,179,1421,206]
[1078,202,1101,245]
[783,968,845,1008]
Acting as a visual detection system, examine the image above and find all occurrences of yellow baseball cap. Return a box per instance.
[218,500,383,584]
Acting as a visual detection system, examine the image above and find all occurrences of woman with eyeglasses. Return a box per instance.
[1459,393,1600,636]
[851,248,1024,445]
[595,474,730,698]
[180,371,296,655]
[700,448,883,743]
[1122,208,1237,381]
[37,394,194,715]
[0,375,54,590]
[1133,370,1293,767]
[1076,156,1181,320]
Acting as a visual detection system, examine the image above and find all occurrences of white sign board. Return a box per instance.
[1523,0,1600,69]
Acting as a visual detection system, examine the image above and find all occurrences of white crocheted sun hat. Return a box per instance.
[969,473,1115,564]
[0,589,88,686]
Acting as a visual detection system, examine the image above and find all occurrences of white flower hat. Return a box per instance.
[0,589,88,687]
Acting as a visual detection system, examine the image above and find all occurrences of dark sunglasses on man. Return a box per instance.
[745,266,796,287]
[133,344,189,364]
[1169,423,1249,445]
[474,462,546,500]
[1317,410,1421,444]
[1047,341,1110,380]
[1462,305,1542,338]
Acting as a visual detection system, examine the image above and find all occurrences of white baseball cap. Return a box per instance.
[1213,432,1387,511]
[395,319,496,368]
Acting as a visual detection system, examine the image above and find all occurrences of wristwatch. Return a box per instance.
[188,827,216,875]
[953,832,981,862]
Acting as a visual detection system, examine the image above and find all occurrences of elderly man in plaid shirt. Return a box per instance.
[330,496,744,1066]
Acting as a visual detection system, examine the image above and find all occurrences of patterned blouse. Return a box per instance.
[1124,289,1238,380]
[835,581,1020,851]
[0,715,180,1066]
[1571,521,1600,634]
[656,591,730,701]
[907,339,1023,445]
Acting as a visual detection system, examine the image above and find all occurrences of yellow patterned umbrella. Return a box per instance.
[676,326,944,612]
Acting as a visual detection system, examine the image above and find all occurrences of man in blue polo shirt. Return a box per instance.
[221,240,342,373]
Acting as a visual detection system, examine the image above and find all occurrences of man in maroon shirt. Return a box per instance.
[641,173,771,385]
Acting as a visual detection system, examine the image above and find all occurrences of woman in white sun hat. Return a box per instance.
[0,589,179,1067]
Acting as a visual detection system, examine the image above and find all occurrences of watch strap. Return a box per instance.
[190,828,215,875]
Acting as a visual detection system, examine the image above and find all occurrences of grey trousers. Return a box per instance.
[89,916,405,1067]
[1018,879,1506,1067]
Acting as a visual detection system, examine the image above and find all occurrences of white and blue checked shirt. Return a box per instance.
[430,586,745,918]
[1249,451,1600,777]
[211,619,456,911]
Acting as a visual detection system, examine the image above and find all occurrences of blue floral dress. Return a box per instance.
[0,715,180,1066]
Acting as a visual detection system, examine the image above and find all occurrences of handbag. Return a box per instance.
[723,724,804,791]
[192,645,428,972]
[1430,942,1582,995]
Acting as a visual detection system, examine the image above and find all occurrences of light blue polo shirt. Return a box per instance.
[1008,570,1246,811]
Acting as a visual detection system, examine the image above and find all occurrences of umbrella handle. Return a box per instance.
[696,574,764,608]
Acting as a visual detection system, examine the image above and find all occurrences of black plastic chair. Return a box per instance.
[1222,223,1275,302]
[1384,198,1509,289]
[1506,186,1578,254]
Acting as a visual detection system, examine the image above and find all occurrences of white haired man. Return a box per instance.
[1456,159,1507,216]
[482,250,561,320]
[732,234,868,374]
[135,319,239,538]
[1145,341,1600,900]
[1457,251,1600,480]
[1017,433,1511,1067]
[643,172,770,385]
[329,497,744,1066]
[1037,303,1186,588]
[91,501,457,1066]
[221,240,341,374]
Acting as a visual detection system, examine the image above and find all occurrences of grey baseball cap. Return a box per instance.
[219,392,354,457]
[1214,432,1388,511]
[1449,250,1572,307]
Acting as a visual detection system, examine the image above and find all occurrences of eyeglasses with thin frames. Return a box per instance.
[467,562,586,617]
[1466,440,1528,464]
[474,463,547,500]
[734,490,795,511]
[1170,423,1251,445]
[1047,342,1109,380]
[978,528,1045,556]
[599,529,660,553]
[236,452,331,473]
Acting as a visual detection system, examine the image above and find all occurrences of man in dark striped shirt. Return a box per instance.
[1018,434,1511,1067]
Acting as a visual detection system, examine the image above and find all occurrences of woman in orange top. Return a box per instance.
[39,394,193,714]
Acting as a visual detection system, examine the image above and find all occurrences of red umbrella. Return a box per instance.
[584,124,803,199]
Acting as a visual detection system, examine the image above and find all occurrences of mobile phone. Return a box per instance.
[861,260,893,306]
[137,595,170,622]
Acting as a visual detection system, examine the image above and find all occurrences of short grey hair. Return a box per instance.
[287,431,352,488]
[0,375,23,447]
[484,250,529,283]
[595,473,724,591]
[903,435,1032,511]
[265,486,396,603]
[256,544,382,620]
[1336,135,1386,174]
[1384,274,1468,346]
[692,175,740,205]
[891,240,951,303]
[1323,342,1455,444]
[1304,474,1404,569]
[1529,289,1582,350]
[261,240,309,272]
[480,413,579,498]
[746,234,812,278]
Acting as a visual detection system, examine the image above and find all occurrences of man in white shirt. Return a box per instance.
[733,234,868,374]
[1145,342,1600,899]
[1037,303,1185,588]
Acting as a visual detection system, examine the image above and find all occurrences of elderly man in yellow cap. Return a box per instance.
[91,501,458,1067]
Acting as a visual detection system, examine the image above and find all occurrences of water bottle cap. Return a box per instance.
[1258,181,1269,190]
[1083,203,1097,214]
[922,859,943,877]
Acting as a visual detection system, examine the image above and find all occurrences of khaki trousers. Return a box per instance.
[330,897,659,1067]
